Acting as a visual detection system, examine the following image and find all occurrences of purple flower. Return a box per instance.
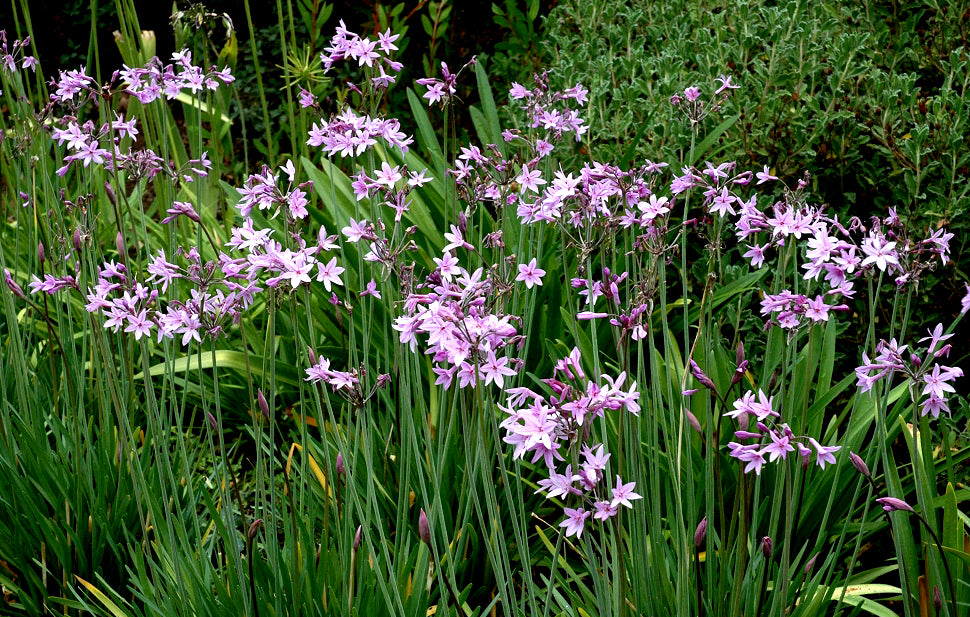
[316,257,345,292]
[860,231,899,272]
[610,476,642,509]
[560,507,591,538]
[807,437,840,470]
[516,258,546,289]
[714,74,739,95]
[755,165,778,185]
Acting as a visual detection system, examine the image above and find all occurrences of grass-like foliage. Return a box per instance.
[0,2,968,617]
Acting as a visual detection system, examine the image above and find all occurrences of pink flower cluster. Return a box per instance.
[393,256,522,390]
[508,71,588,143]
[670,75,739,125]
[236,160,311,220]
[417,58,476,107]
[305,353,392,409]
[0,30,37,94]
[672,159,958,331]
[50,114,211,180]
[306,107,413,157]
[118,49,234,105]
[855,323,963,418]
[499,348,641,537]
[320,21,402,78]
[724,389,841,474]
[78,249,258,345]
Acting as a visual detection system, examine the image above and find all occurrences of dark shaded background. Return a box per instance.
[0,0,539,76]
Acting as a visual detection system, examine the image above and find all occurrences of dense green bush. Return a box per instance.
[537,0,968,237]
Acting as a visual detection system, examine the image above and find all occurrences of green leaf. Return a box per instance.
[689,113,740,167]
[710,267,769,310]
[136,350,301,386]
[526,0,540,22]
[811,583,901,617]
[76,576,132,617]
[474,58,506,157]
[407,88,445,169]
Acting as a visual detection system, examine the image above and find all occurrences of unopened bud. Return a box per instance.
[694,517,707,548]
[335,453,345,477]
[933,585,942,610]
[685,409,702,434]
[767,371,778,394]
[804,553,818,576]
[876,496,914,513]
[104,181,117,206]
[418,509,431,546]
[37,241,45,265]
[731,360,749,386]
[849,451,870,478]
[688,359,717,392]
[73,228,82,252]
[4,270,26,300]
[353,525,362,551]
[257,389,270,421]
[206,411,218,433]
[736,341,745,366]
[761,536,773,558]
[457,211,467,235]
[248,518,263,540]
[116,232,125,258]
[307,347,317,365]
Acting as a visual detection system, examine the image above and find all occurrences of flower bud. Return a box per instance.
[457,211,467,235]
[688,359,717,392]
[335,453,345,478]
[731,360,748,386]
[694,517,707,548]
[418,509,431,546]
[104,181,117,206]
[73,228,83,252]
[116,232,126,259]
[4,270,26,300]
[849,451,870,478]
[248,518,263,540]
[736,341,745,366]
[761,536,773,558]
[876,496,914,513]
[804,552,818,576]
[353,525,362,551]
[933,585,942,610]
[257,389,270,421]
[206,411,218,433]
[37,241,45,265]
[685,409,702,434]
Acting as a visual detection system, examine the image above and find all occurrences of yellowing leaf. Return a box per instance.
[75,576,130,617]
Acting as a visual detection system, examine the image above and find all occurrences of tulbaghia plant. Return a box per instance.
[3,13,970,617]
